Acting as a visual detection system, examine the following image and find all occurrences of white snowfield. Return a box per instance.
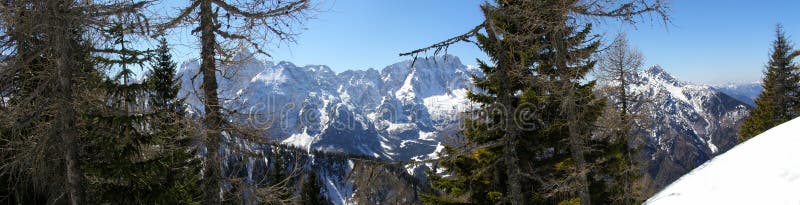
[645,117,800,204]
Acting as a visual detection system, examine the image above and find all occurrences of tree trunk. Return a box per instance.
[569,130,591,205]
[200,0,223,204]
[57,49,86,205]
[619,68,627,123]
[566,97,591,205]
[484,17,525,205]
[499,71,523,205]
[50,1,85,203]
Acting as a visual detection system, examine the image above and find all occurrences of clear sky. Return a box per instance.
[162,0,800,84]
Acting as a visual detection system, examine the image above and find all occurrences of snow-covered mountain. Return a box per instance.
[178,51,477,163]
[177,51,751,202]
[628,65,750,192]
[178,51,476,204]
[711,82,762,106]
[644,117,800,204]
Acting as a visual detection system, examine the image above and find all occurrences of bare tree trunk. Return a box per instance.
[200,0,223,204]
[50,1,85,203]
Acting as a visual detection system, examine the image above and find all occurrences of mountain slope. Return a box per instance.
[644,117,800,204]
[629,66,750,192]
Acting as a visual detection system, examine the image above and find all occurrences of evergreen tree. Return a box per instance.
[148,38,184,115]
[146,37,204,204]
[268,149,293,202]
[300,170,326,205]
[739,25,800,142]
[416,1,667,205]
[82,19,157,203]
[422,1,602,204]
[82,20,200,204]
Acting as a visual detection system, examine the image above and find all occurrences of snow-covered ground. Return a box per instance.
[645,117,800,204]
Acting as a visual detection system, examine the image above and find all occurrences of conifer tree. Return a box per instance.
[146,37,204,204]
[149,38,184,115]
[422,2,602,204]
[82,18,200,204]
[268,151,293,202]
[300,170,326,205]
[739,25,800,142]
[82,18,159,203]
[409,1,668,205]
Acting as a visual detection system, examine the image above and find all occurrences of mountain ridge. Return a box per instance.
[178,52,478,163]
[177,52,750,203]
[629,65,750,192]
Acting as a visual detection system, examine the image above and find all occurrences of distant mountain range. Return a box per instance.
[710,82,762,106]
[178,51,477,163]
[177,51,755,203]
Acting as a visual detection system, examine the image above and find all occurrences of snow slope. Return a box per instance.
[645,117,800,204]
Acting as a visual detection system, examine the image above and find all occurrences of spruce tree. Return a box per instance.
[146,37,204,204]
[421,2,543,203]
[268,149,293,202]
[739,25,800,142]
[83,21,200,204]
[300,170,326,205]
[422,1,603,204]
[416,1,667,205]
[82,19,158,203]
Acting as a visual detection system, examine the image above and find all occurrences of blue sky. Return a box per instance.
[162,0,800,84]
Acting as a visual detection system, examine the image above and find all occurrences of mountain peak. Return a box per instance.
[644,65,682,86]
[646,64,666,74]
[276,61,297,68]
